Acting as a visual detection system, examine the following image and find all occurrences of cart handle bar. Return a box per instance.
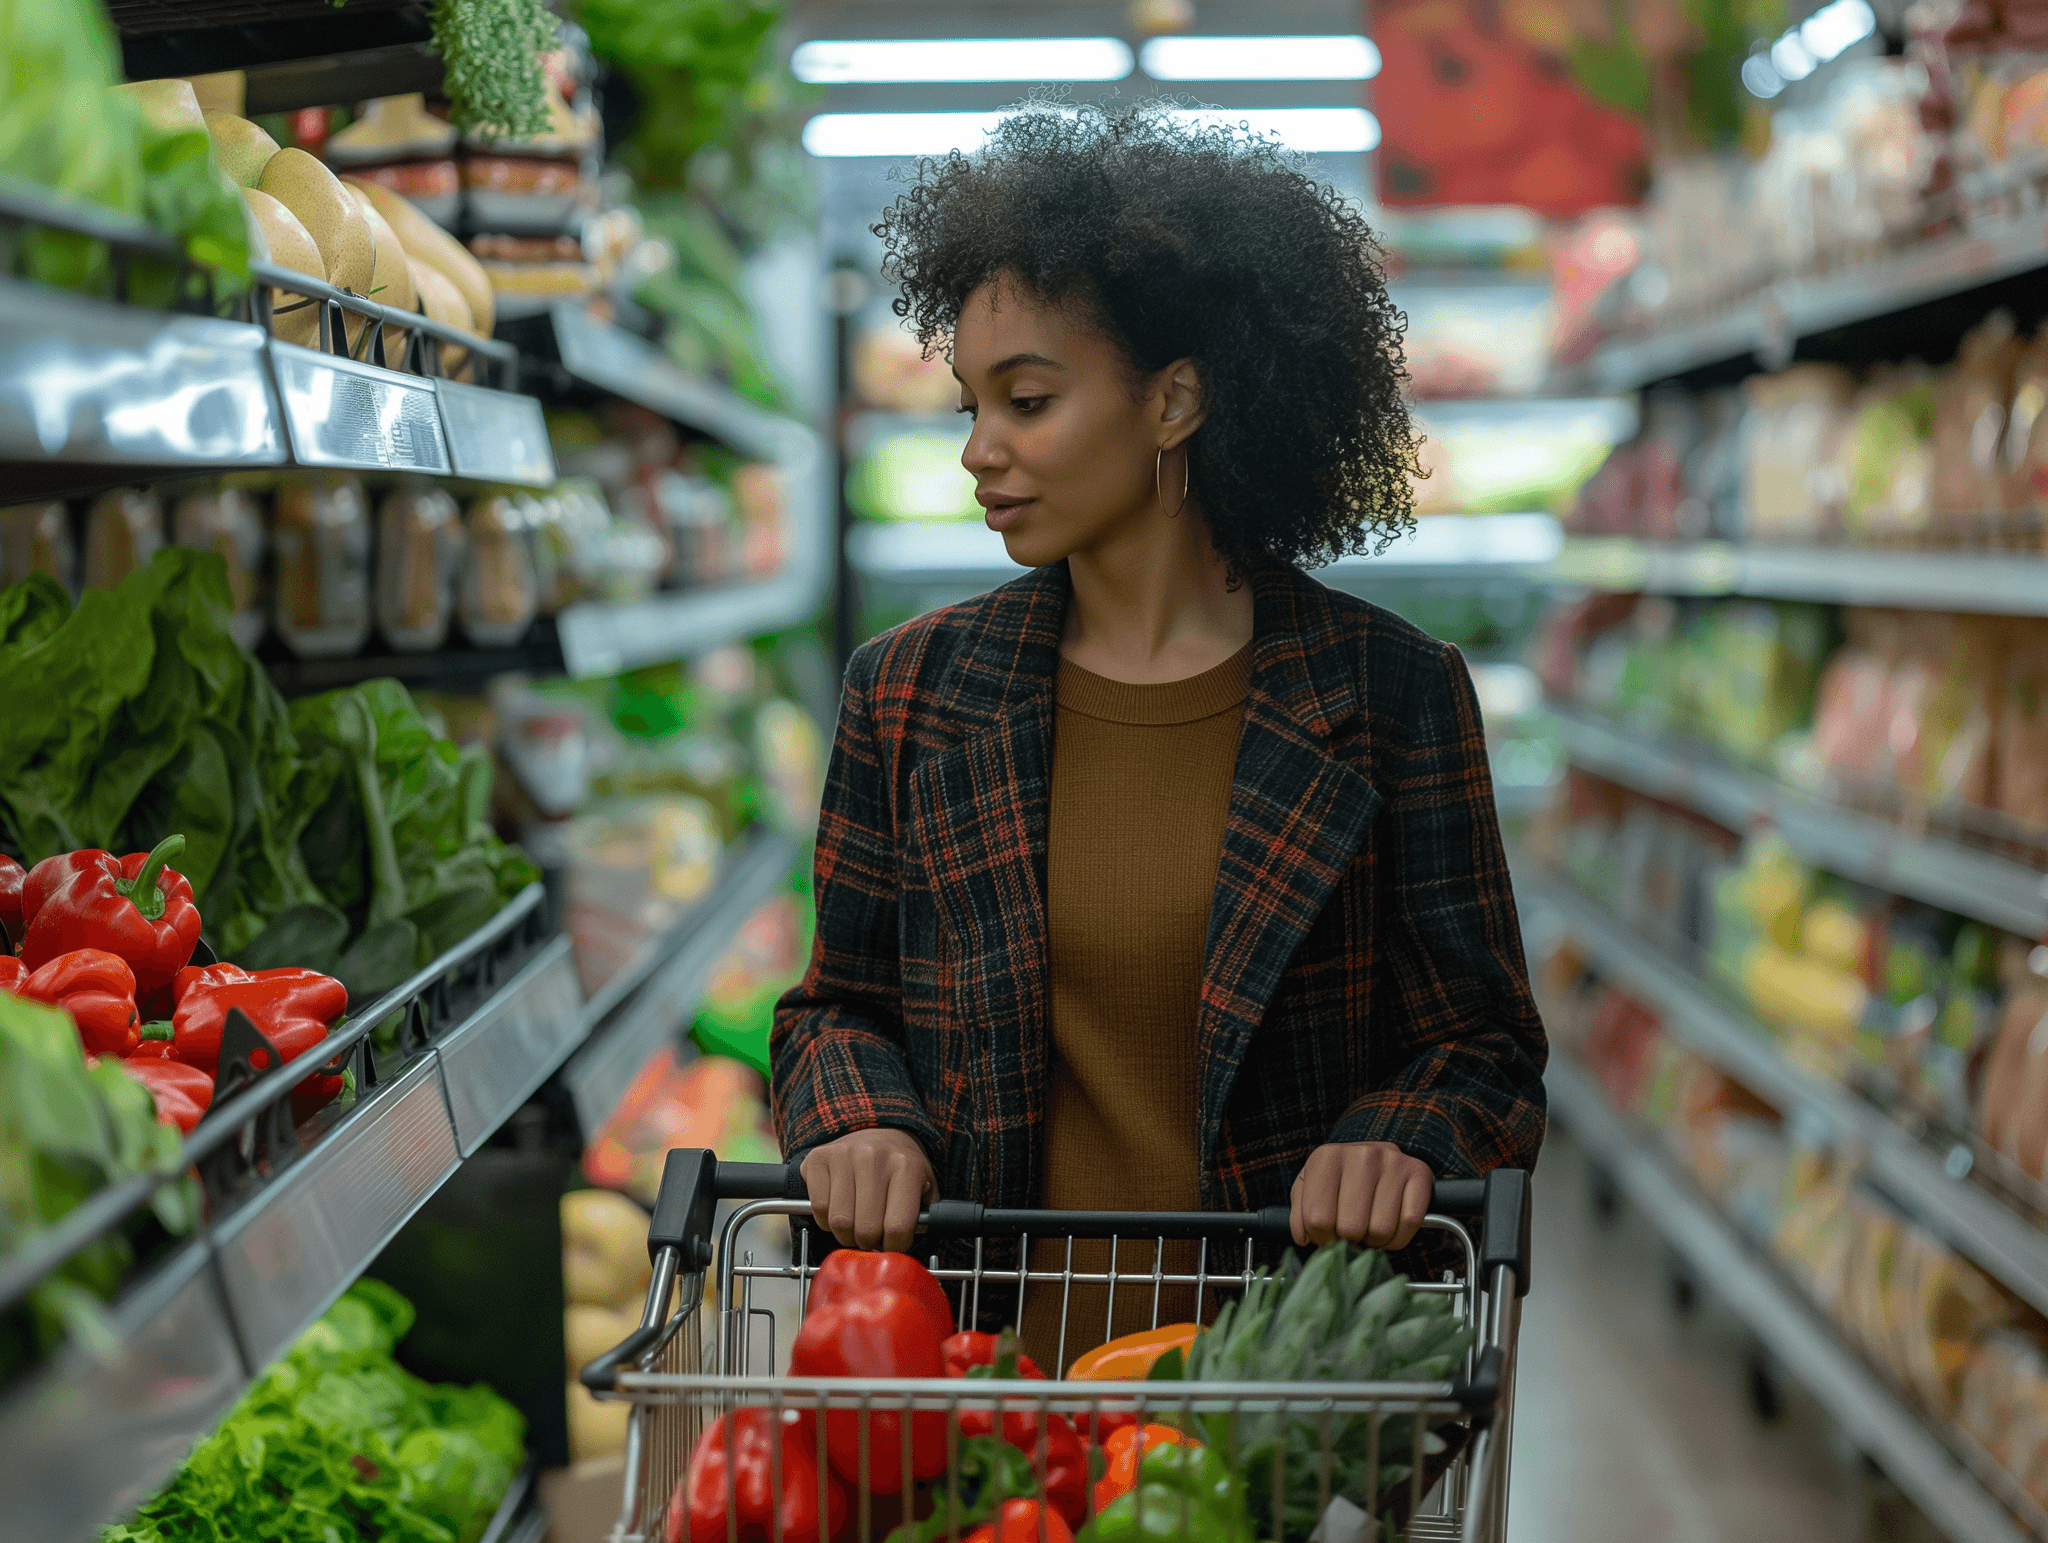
[581,1151,1526,1394]
[645,1151,1528,1290]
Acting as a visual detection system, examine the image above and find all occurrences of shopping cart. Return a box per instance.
[581,1151,1530,1543]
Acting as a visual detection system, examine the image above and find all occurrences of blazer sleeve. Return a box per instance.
[770,642,944,1167]
[1327,639,1548,1178]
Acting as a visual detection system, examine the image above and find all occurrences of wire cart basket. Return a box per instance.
[582,1152,1531,1543]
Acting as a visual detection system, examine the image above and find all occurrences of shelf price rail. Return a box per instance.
[0,177,553,498]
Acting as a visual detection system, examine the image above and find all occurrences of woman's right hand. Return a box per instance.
[800,1127,937,1252]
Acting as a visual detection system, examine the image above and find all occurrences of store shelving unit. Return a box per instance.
[503,306,836,678]
[1536,536,2048,614]
[1553,208,2048,393]
[0,183,556,501]
[1516,863,2048,1326]
[849,512,1566,612]
[1543,700,2048,937]
[1544,1054,2037,1543]
[561,827,799,1139]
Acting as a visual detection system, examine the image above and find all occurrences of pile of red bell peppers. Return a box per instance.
[672,1251,1128,1543]
[0,836,349,1135]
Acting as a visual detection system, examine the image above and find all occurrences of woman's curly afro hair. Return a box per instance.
[876,98,1419,575]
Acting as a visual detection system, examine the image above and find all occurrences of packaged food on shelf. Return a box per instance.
[459,491,541,646]
[83,487,163,593]
[0,502,76,591]
[323,94,462,226]
[272,472,373,659]
[171,482,265,649]
[104,1279,524,1543]
[564,795,721,993]
[692,890,808,1072]
[582,1051,778,1203]
[470,231,599,301]
[1958,1329,2048,1508]
[375,482,465,652]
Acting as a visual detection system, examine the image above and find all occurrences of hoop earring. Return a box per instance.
[1155,445,1190,520]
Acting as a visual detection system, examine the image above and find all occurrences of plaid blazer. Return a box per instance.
[771,561,1547,1214]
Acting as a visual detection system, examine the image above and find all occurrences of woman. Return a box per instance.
[772,102,1545,1354]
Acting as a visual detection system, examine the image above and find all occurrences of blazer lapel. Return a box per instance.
[906,564,1067,1206]
[1196,571,1384,1181]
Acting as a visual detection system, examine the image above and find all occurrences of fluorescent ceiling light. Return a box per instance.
[1769,31,1817,80]
[1140,34,1381,80]
[803,106,1381,158]
[1743,0,1875,96]
[790,37,1133,84]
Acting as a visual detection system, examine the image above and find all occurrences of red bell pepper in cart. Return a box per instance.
[170,962,350,1120]
[787,1289,952,1493]
[0,853,23,949]
[14,948,142,1056]
[674,1407,847,1543]
[19,835,201,996]
[807,1249,957,1342]
[114,1056,214,1133]
[963,1499,1075,1543]
[954,1331,1087,1527]
[941,1331,1046,1381]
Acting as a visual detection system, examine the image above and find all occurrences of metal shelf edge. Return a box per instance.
[1538,538,2048,617]
[1545,1056,2036,1543]
[1517,865,2048,1322]
[1543,702,2048,937]
[563,829,799,1137]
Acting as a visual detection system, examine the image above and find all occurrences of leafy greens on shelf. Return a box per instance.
[103,1278,524,1543]
[0,551,537,994]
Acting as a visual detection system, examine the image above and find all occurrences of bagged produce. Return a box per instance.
[1995,620,2048,827]
[272,473,373,659]
[1929,313,2025,533]
[375,483,464,652]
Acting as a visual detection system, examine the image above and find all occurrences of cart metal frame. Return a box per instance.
[583,1152,1531,1543]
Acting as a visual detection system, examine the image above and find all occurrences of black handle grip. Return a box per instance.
[578,1321,667,1391]
[716,1160,809,1200]
[1430,1178,1485,1215]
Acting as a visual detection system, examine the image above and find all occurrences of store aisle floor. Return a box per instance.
[1505,1130,1936,1543]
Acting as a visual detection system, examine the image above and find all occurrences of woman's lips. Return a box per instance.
[982,499,1033,532]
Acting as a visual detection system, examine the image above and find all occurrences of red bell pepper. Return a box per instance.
[170,962,350,1120]
[20,835,201,996]
[673,1407,846,1543]
[115,1056,214,1134]
[954,1331,1086,1527]
[964,1499,1075,1543]
[0,853,23,950]
[942,1331,1046,1381]
[0,956,24,994]
[807,1250,956,1344]
[787,1289,951,1494]
[15,948,141,1056]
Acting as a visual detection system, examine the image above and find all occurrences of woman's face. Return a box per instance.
[953,275,1194,569]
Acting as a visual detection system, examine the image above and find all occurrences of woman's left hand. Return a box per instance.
[1289,1141,1434,1251]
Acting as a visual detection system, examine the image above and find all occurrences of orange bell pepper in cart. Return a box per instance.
[1066,1324,1203,1382]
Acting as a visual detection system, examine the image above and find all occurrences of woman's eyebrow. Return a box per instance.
[953,351,1068,382]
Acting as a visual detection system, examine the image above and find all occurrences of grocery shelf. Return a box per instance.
[1545,701,2048,937]
[1545,1055,2035,1543]
[1556,209,2048,392]
[0,888,574,1543]
[1515,863,2048,1326]
[848,512,1564,602]
[0,182,555,499]
[562,827,800,1139]
[1540,536,2048,615]
[112,0,434,83]
[501,307,835,676]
